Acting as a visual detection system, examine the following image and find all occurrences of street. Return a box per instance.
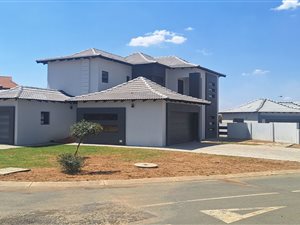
[1,174,300,224]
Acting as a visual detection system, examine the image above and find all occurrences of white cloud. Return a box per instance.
[272,0,300,11]
[128,30,187,47]
[196,48,213,56]
[185,27,194,31]
[242,69,270,76]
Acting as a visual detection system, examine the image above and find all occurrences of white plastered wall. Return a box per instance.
[47,58,132,96]
[77,100,167,146]
[15,100,77,146]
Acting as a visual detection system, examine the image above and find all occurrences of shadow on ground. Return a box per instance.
[168,140,226,151]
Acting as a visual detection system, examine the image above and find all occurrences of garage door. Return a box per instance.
[77,108,126,145]
[166,103,199,146]
[0,107,15,145]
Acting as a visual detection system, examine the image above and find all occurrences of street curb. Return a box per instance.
[1,169,300,189]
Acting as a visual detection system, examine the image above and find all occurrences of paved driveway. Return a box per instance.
[167,142,300,162]
[0,144,19,150]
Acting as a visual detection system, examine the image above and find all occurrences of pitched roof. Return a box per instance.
[125,52,156,64]
[0,76,17,89]
[125,54,199,68]
[71,76,210,105]
[36,48,226,76]
[36,48,130,65]
[0,86,71,102]
[221,99,300,113]
[155,56,198,68]
[278,102,300,110]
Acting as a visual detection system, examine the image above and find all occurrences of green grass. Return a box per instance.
[0,145,165,168]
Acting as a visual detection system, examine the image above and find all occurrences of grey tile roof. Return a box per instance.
[71,77,210,105]
[36,48,129,65]
[278,102,300,110]
[221,99,300,113]
[37,48,226,76]
[125,53,198,68]
[125,52,156,64]
[155,56,198,68]
[0,86,71,102]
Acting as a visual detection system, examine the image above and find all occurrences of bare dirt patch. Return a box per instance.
[1,152,300,182]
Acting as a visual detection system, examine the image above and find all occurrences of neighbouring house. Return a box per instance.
[0,48,226,146]
[0,76,17,90]
[221,99,300,123]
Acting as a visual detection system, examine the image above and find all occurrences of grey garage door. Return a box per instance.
[166,103,199,146]
[0,107,15,145]
[77,108,126,145]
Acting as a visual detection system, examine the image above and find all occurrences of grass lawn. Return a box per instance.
[0,144,164,168]
[1,144,300,181]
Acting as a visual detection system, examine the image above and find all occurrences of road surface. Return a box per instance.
[1,174,300,224]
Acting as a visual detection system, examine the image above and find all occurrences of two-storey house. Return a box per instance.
[0,48,225,146]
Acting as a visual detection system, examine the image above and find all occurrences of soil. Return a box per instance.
[1,153,300,182]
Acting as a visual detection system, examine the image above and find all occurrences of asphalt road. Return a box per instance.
[1,174,300,224]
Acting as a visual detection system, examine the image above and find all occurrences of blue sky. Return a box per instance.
[0,0,299,109]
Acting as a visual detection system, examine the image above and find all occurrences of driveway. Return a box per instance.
[167,142,300,162]
[0,144,19,150]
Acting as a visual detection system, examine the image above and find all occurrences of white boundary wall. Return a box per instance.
[228,122,300,144]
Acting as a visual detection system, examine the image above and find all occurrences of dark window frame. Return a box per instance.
[233,118,244,123]
[41,111,50,125]
[83,113,118,121]
[178,79,184,94]
[102,71,109,83]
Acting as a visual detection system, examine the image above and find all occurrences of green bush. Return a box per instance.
[70,120,103,156]
[57,153,85,174]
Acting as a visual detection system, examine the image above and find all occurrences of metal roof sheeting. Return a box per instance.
[221,99,300,114]
[71,76,210,105]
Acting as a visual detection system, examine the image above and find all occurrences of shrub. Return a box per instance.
[57,153,85,174]
[70,120,103,156]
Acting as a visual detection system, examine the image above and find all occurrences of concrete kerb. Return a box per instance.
[1,169,300,189]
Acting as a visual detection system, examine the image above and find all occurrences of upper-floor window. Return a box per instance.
[102,71,109,83]
[178,79,184,94]
[208,82,215,87]
[41,112,50,125]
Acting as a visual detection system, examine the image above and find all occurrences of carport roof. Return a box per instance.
[70,76,210,105]
[0,86,71,102]
[221,99,300,113]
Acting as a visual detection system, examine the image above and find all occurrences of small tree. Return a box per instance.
[71,120,103,156]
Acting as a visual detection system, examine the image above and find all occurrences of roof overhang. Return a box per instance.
[36,55,132,66]
[37,55,226,77]
[71,98,210,105]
